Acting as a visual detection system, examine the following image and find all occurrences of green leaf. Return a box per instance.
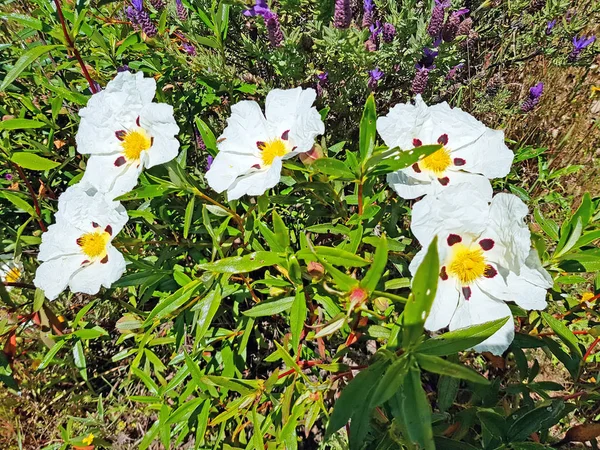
[395,366,435,450]
[507,400,566,441]
[251,405,265,450]
[194,285,223,341]
[132,367,160,395]
[272,210,290,250]
[144,279,202,324]
[198,251,285,273]
[416,317,510,356]
[33,288,44,312]
[553,217,582,258]
[368,145,442,176]
[359,93,377,162]
[0,191,35,216]
[369,355,409,408]
[183,195,195,239]
[0,353,18,390]
[325,356,391,438]
[476,410,508,440]
[38,340,66,370]
[73,340,88,381]
[243,296,295,317]
[534,208,559,240]
[403,237,439,348]
[290,288,306,354]
[312,158,356,180]
[541,312,582,358]
[11,152,59,170]
[416,354,489,384]
[434,437,479,450]
[194,117,217,154]
[1,45,62,91]
[165,397,204,425]
[360,234,388,292]
[296,247,369,267]
[0,119,47,130]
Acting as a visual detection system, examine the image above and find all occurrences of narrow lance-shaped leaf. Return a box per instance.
[290,287,306,355]
[198,251,286,274]
[359,93,377,163]
[368,144,442,176]
[360,234,388,292]
[416,353,490,384]
[1,44,62,91]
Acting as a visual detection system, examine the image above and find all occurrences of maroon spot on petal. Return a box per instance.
[101,255,109,264]
[454,158,466,166]
[484,265,497,278]
[447,234,462,246]
[115,130,127,141]
[413,138,422,147]
[136,116,141,127]
[114,156,127,167]
[105,225,113,236]
[291,146,297,152]
[251,164,261,169]
[438,177,450,186]
[479,238,495,251]
[412,163,421,173]
[81,260,90,265]
[440,266,448,280]
[150,136,154,146]
[76,237,84,247]
[437,134,449,145]
[281,130,290,140]
[256,141,266,150]
[462,286,472,300]
[92,222,100,228]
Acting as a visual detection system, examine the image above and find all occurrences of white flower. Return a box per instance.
[377,95,514,200]
[33,183,129,300]
[409,185,552,355]
[206,87,325,200]
[76,71,180,198]
[0,255,24,290]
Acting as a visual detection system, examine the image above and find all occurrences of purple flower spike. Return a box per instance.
[546,19,556,35]
[317,71,328,83]
[412,66,430,94]
[362,0,374,28]
[382,23,396,43]
[442,9,469,42]
[244,0,270,17]
[126,6,139,26]
[264,11,284,47]
[176,0,188,21]
[131,0,143,12]
[334,0,352,28]
[521,82,543,112]
[368,67,384,90]
[569,35,596,62]
[427,0,451,38]
[182,43,197,55]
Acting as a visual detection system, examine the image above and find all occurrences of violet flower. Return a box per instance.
[568,35,596,62]
[457,16,472,36]
[382,23,396,43]
[150,0,165,10]
[418,47,438,69]
[317,71,328,84]
[264,10,284,47]
[362,0,374,28]
[427,0,450,38]
[442,9,469,42]
[446,62,464,80]
[546,19,556,35]
[182,43,197,55]
[521,82,543,112]
[117,65,131,73]
[334,0,352,28]
[4,173,13,181]
[206,155,213,171]
[244,0,270,17]
[368,67,384,90]
[126,6,139,25]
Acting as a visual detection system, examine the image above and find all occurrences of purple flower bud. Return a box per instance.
[176,0,188,21]
[264,11,284,47]
[117,65,131,73]
[446,63,464,80]
[546,19,556,35]
[368,67,384,90]
[4,173,13,181]
[137,8,157,37]
[457,16,473,36]
[334,0,352,28]
[131,0,143,12]
[412,67,430,94]
[569,34,595,62]
[362,0,374,28]
[427,0,450,38]
[150,0,165,10]
[206,155,213,171]
[182,43,197,55]
[382,23,396,43]
[442,9,468,42]
[316,71,328,84]
[521,82,543,112]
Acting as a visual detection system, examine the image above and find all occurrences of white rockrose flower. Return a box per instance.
[33,183,129,300]
[206,87,325,200]
[377,95,514,200]
[76,71,180,198]
[409,185,552,355]
[0,255,24,290]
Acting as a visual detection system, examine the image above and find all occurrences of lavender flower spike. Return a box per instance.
[568,35,596,62]
[362,0,374,28]
[131,0,157,37]
[368,67,384,90]
[545,19,556,35]
[264,11,284,47]
[521,82,544,112]
[176,0,188,21]
[150,0,165,11]
[182,43,197,56]
[244,0,270,17]
[334,0,352,28]
[382,23,396,43]
[442,8,469,42]
[427,0,450,38]
[412,66,431,94]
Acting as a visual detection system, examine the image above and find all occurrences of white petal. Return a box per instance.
[444,171,493,201]
[376,97,433,150]
[425,278,460,331]
[449,285,515,355]
[139,103,180,168]
[68,246,126,295]
[205,152,262,194]
[218,101,269,155]
[386,169,434,200]
[485,193,531,271]
[428,101,487,151]
[410,183,490,247]
[81,154,142,199]
[226,158,283,200]
[37,222,82,262]
[33,255,85,300]
[452,128,514,178]
[505,249,552,310]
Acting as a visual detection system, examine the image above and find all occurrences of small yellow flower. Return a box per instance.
[581,292,595,303]
[82,433,94,446]
[592,86,600,96]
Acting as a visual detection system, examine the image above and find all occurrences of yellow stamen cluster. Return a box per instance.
[78,230,111,259]
[260,139,289,166]
[447,244,486,285]
[421,147,452,175]
[5,267,21,283]
[121,129,152,161]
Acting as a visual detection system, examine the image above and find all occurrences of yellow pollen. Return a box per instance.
[78,231,110,259]
[260,139,289,166]
[5,267,21,283]
[82,433,94,445]
[420,146,452,175]
[447,244,486,285]
[121,129,152,161]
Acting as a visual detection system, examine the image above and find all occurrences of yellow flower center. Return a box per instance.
[420,146,452,175]
[121,129,152,161]
[260,138,289,166]
[82,433,95,446]
[5,267,21,283]
[77,230,110,259]
[447,244,486,285]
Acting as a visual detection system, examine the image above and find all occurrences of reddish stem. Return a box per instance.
[53,0,99,94]
[583,336,600,363]
[13,165,47,232]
